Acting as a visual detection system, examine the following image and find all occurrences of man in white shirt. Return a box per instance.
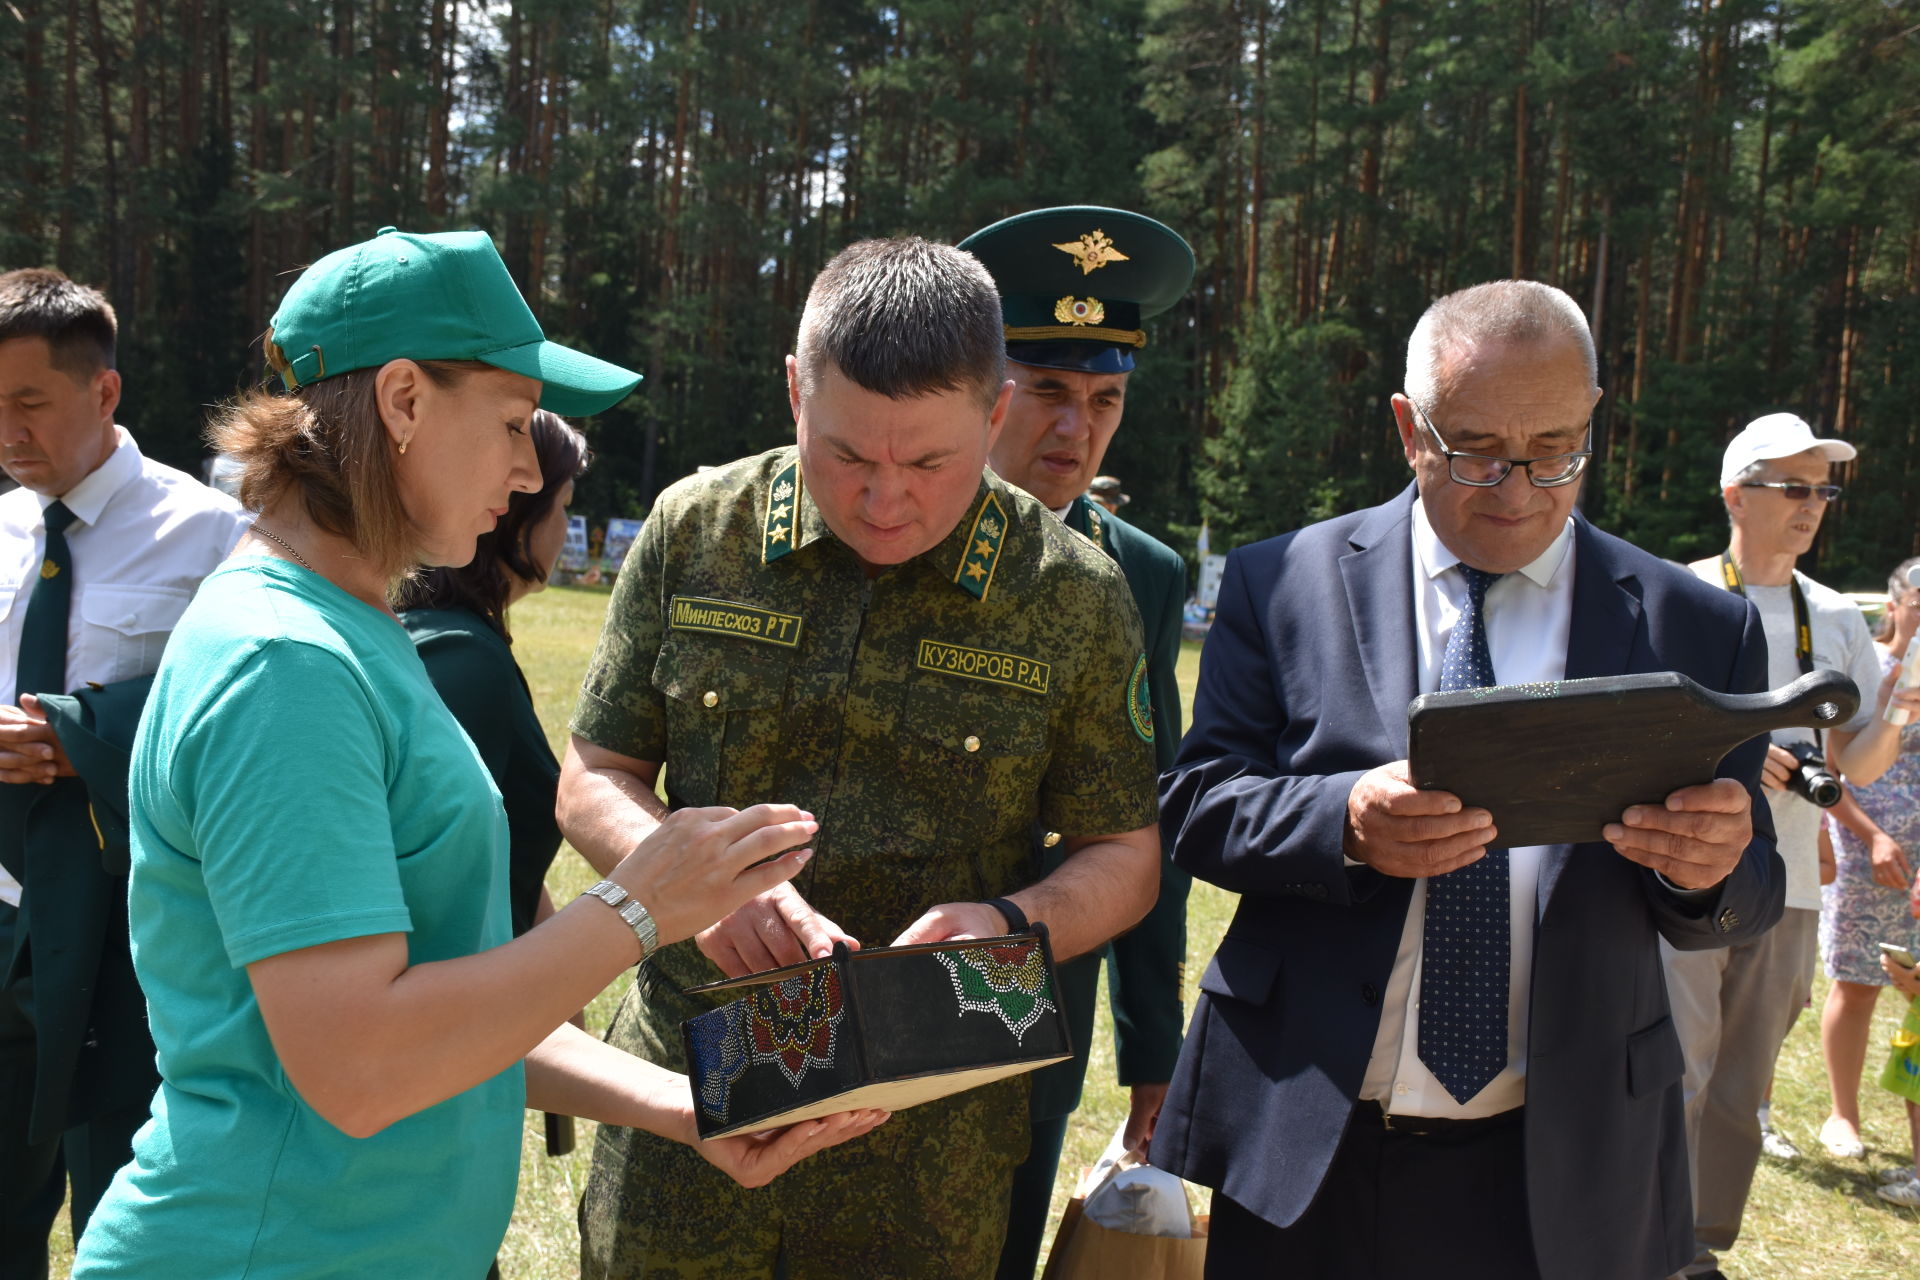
[1152,280,1784,1280]
[0,268,247,1273]
[1665,414,1914,1280]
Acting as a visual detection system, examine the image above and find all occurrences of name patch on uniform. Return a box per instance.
[669,596,804,648]
[916,640,1050,696]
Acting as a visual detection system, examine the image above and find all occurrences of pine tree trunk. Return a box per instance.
[90,0,125,308]
[57,0,80,267]
[426,0,450,218]
[334,0,355,237]
[18,0,46,244]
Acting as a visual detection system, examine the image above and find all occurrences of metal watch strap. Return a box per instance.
[583,879,659,961]
[981,896,1028,934]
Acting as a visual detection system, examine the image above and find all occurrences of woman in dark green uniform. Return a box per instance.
[397,409,588,936]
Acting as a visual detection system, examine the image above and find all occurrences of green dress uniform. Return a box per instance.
[956,204,1199,1278]
[572,446,1160,1280]
[997,498,1191,1278]
[1039,496,1189,1112]
[400,607,562,936]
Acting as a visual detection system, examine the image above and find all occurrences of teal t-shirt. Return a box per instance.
[76,559,524,1279]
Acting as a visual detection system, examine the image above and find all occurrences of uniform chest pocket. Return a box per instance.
[74,584,191,684]
[896,682,1050,846]
[651,639,791,808]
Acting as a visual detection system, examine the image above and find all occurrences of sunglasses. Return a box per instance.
[1740,481,1843,502]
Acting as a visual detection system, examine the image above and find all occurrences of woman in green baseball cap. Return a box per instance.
[75,230,884,1279]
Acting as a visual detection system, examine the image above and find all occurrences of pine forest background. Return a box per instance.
[4,0,1918,581]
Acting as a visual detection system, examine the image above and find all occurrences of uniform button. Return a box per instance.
[1361,983,1379,1006]
[702,691,719,708]
[963,735,981,753]
[1395,1083,1409,1096]
[1042,831,1062,848]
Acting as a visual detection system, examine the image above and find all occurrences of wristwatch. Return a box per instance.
[582,880,659,962]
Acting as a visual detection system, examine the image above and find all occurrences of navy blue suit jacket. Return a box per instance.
[1150,488,1784,1280]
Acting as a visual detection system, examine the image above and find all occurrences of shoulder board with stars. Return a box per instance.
[1083,500,1110,555]
[954,491,1010,602]
[763,459,800,563]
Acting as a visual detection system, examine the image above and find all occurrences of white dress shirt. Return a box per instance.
[0,426,248,905]
[1356,497,1576,1118]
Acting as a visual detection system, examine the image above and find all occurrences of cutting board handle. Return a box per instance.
[1713,668,1860,737]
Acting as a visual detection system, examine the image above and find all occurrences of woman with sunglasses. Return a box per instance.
[73,230,883,1279]
[1817,557,1920,1166]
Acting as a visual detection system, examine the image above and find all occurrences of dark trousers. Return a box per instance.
[1206,1102,1541,1280]
[0,905,148,1279]
[995,1112,1071,1280]
[1,904,60,1280]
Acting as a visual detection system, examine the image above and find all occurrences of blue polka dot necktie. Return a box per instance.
[15,500,77,701]
[1418,563,1510,1104]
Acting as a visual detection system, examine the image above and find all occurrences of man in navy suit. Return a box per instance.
[1151,280,1784,1280]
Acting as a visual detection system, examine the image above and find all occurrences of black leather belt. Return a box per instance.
[1365,1099,1524,1138]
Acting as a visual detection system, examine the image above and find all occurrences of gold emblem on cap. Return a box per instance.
[1054,229,1129,275]
[1053,296,1107,327]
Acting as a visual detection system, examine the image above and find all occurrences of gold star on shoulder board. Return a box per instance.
[769,502,792,522]
[973,538,993,559]
[964,561,987,582]
[769,524,790,544]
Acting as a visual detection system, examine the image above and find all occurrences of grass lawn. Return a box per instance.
[46,585,1920,1277]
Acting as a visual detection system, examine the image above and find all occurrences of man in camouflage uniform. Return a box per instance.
[957,207,1196,1279]
[558,237,1163,1279]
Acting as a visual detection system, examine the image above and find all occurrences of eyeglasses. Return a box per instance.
[1740,481,1843,503]
[1410,401,1592,488]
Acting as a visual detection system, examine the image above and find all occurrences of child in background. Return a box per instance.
[1875,946,1920,1206]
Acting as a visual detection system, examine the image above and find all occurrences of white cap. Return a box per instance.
[1719,412,1856,490]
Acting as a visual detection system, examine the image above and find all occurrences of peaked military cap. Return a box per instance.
[958,206,1194,375]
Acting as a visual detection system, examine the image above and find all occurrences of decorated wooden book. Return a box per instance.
[1407,668,1859,847]
[681,926,1073,1139]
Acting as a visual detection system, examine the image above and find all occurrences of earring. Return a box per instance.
[398,439,409,455]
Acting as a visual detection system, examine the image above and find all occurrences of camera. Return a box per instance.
[1784,742,1842,808]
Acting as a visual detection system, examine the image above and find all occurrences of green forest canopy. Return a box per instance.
[5,0,1916,584]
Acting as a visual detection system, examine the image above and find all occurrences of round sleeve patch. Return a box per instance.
[1126,653,1154,743]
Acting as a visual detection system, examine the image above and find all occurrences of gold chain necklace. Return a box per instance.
[252,523,315,572]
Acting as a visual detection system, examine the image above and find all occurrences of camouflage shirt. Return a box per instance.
[573,444,1159,1010]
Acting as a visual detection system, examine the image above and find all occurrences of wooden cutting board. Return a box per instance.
[1407,669,1859,847]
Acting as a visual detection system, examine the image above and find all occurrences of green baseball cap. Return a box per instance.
[266,227,641,417]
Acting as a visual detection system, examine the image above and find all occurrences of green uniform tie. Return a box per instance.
[15,500,77,701]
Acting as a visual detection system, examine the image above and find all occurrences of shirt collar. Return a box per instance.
[766,455,1014,601]
[41,425,139,528]
[1411,493,1574,590]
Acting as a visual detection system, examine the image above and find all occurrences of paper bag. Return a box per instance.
[1041,1126,1208,1280]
